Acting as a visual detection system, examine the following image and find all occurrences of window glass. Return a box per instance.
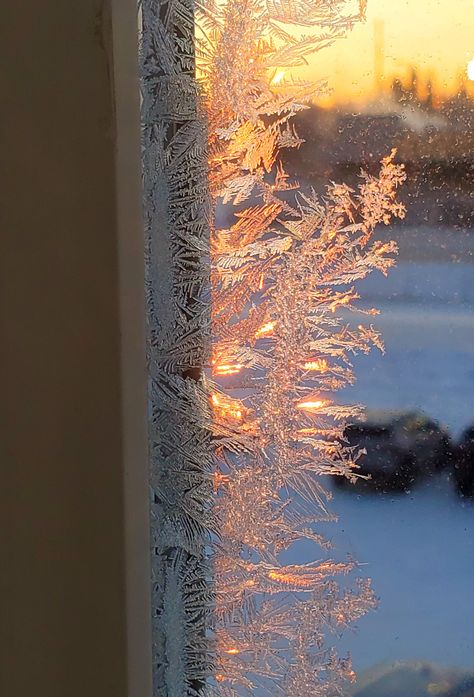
[282,0,474,684]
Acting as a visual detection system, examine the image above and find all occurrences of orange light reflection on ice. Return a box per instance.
[374,243,393,256]
[214,363,243,376]
[330,295,350,313]
[213,471,230,492]
[211,393,243,420]
[267,570,314,587]
[255,321,274,338]
[303,359,328,372]
[296,399,326,410]
[271,70,285,85]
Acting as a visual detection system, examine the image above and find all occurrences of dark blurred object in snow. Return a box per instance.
[335,411,452,493]
[352,661,474,697]
[453,424,474,499]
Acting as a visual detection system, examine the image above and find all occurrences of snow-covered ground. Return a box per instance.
[340,298,474,438]
[329,479,474,673]
[320,260,474,673]
[339,259,474,436]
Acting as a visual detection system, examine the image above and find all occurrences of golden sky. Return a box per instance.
[301,0,474,104]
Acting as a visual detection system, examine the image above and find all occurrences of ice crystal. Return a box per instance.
[203,0,405,693]
[140,0,405,694]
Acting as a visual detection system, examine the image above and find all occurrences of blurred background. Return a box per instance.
[282,0,474,688]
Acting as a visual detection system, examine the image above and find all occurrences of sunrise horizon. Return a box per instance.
[293,0,474,107]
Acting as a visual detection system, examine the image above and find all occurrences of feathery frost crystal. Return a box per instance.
[140,0,405,694]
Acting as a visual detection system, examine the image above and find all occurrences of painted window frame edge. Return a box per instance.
[111,1,153,696]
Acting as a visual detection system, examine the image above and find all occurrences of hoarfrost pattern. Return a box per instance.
[140,0,213,693]
[140,0,406,694]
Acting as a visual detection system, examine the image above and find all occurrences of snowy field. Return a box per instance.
[340,297,474,438]
[340,257,474,436]
[314,259,474,673]
[329,479,474,673]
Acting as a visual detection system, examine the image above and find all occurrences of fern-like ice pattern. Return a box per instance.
[140,0,406,695]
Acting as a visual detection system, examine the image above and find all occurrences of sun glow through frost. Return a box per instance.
[468,58,474,81]
[198,0,406,693]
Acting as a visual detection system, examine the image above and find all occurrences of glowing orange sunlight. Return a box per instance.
[270,70,285,86]
[296,399,327,411]
[211,393,244,421]
[303,359,329,372]
[214,363,244,376]
[302,0,474,105]
[468,58,474,82]
[255,321,275,338]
